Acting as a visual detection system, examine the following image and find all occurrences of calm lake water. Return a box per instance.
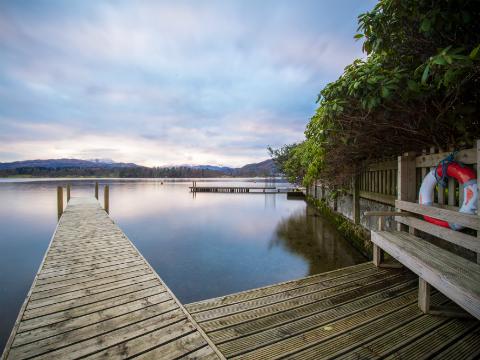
[0,178,365,351]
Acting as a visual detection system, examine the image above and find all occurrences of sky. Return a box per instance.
[0,0,374,167]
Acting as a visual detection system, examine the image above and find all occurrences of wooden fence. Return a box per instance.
[357,159,397,206]
[309,141,479,229]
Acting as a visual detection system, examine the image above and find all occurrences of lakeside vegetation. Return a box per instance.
[270,0,480,187]
[0,159,277,178]
[0,166,274,178]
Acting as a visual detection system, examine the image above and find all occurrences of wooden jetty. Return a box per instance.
[3,187,479,359]
[186,263,480,359]
[189,186,302,194]
[1,197,223,360]
[190,186,277,193]
[189,181,304,194]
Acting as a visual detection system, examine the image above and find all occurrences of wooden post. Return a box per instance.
[477,140,480,264]
[372,216,384,266]
[372,245,382,266]
[437,147,445,205]
[66,184,71,202]
[378,216,385,231]
[397,152,417,232]
[104,185,109,214]
[418,278,431,313]
[57,186,63,221]
[95,182,99,200]
[353,175,360,225]
[448,145,456,207]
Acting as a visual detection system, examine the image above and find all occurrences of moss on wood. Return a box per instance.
[307,195,372,259]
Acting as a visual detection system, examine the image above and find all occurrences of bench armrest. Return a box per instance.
[364,211,414,231]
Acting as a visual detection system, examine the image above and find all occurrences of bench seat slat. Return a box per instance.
[371,230,480,319]
[395,200,480,230]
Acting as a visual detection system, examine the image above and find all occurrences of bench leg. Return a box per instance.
[372,244,383,267]
[418,279,472,318]
[418,278,430,313]
[372,244,403,268]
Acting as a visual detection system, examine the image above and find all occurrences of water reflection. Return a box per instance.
[272,205,365,275]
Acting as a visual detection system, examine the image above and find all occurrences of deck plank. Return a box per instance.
[196,272,410,332]
[216,282,417,356]
[19,286,166,331]
[13,293,174,348]
[2,197,222,360]
[191,267,394,322]
[33,264,150,291]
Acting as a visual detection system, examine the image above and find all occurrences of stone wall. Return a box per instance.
[308,183,396,232]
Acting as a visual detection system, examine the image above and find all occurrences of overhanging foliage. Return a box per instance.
[272,0,480,186]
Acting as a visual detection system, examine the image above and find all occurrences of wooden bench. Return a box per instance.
[365,144,480,320]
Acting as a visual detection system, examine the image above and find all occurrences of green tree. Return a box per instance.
[286,0,480,186]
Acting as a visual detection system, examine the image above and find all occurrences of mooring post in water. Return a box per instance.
[57,186,63,221]
[95,181,99,199]
[66,184,71,202]
[104,185,109,214]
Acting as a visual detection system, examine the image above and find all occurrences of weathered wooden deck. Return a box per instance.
[186,263,480,359]
[1,197,223,360]
[3,197,479,359]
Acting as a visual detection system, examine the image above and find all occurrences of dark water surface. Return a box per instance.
[0,178,365,351]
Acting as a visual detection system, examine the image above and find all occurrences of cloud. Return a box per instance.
[0,0,373,166]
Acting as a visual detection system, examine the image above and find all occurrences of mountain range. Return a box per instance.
[0,158,277,177]
[0,159,138,170]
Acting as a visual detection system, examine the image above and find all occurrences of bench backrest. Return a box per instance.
[395,141,479,257]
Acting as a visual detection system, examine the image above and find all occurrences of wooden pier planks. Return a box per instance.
[1,197,223,360]
[186,263,480,360]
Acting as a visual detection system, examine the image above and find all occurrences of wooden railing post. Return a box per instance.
[57,186,63,221]
[477,140,479,264]
[397,152,417,232]
[447,146,456,207]
[353,175,360,225]
[95,182,99,200]
[66,184,71,202]
[104,185,109,214]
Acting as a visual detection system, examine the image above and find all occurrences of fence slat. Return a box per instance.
[421,149,427,180]
[437,148,445,205]
[386,169,391,196]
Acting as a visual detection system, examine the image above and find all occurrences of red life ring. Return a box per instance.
[418,162,478,230]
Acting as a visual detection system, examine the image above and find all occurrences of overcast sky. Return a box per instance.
[0,0,374,167]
